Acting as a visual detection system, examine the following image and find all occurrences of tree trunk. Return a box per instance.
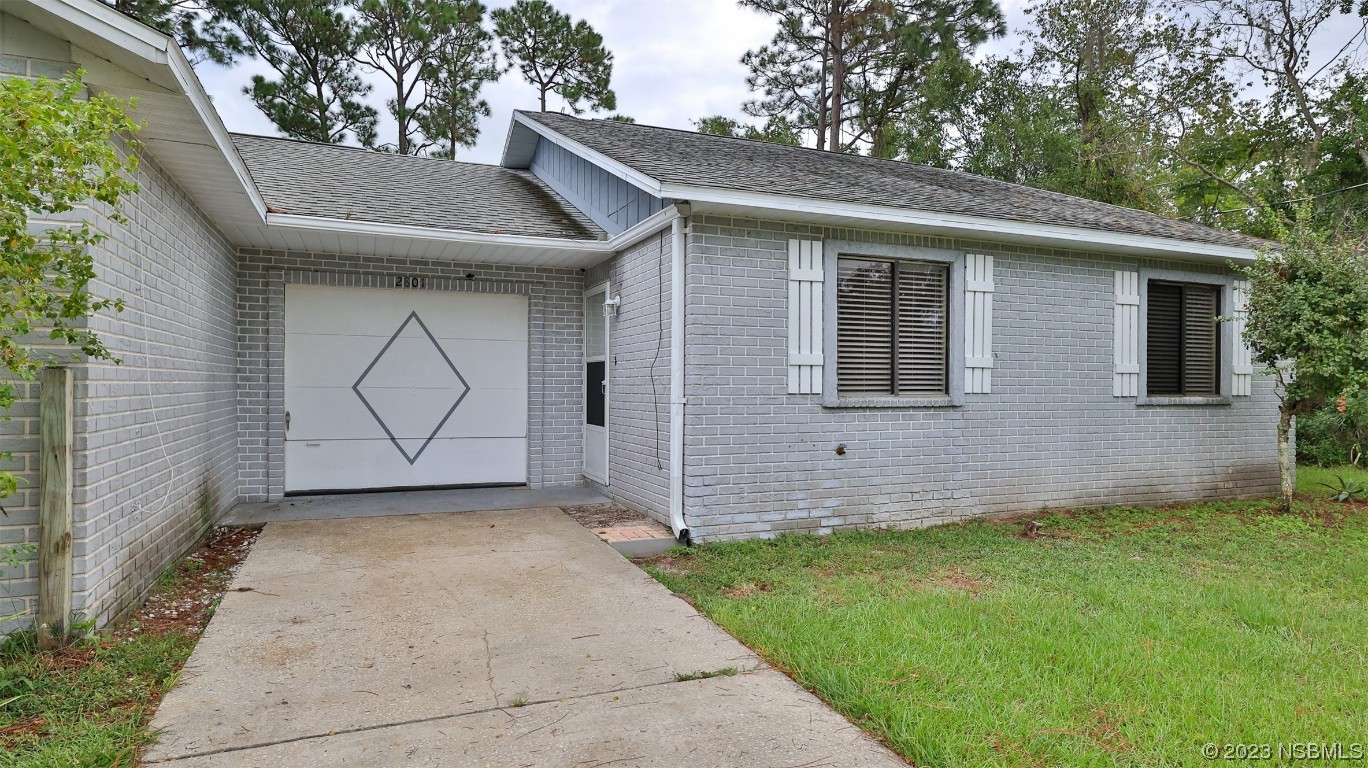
[1277,402,1294,514]
[816,53,829,151]
[828,1,844,153]
[397,78,408,155]
[539,85,548,112]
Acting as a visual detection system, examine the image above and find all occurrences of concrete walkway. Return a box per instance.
[144,507,905,767]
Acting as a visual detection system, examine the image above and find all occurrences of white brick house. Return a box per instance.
[1,0,1279,630]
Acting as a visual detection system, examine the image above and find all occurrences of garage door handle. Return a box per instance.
[600,382,607,394]
[285,411,291,431]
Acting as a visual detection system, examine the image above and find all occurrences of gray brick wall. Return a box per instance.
[588,233,671,521]
[71,147,242,628]
[0,379,40,630]
[236,251,586,499]
[0,140,242,630]
[681,216,1281,540]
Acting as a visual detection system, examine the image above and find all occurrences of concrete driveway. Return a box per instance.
[143,507,905,767]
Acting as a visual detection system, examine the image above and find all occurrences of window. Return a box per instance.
[836,257,949,396]
[1146,280,1220,396]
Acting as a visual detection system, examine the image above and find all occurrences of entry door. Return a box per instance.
[284,283,529,493]
[583,285,609,483]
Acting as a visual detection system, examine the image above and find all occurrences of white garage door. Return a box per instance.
[284,284,528,493]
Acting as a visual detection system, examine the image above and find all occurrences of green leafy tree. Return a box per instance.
[100,0,247,65]
[0,72,138,504]
[845,0,1005,157]
[491,0,616,114]
[894,55,1079,184]
[1167,0,1368,236]
[235,0,378,145]
[1240,217,1368,512]
[1020,0,1229,211]
[694,114,802,145]
[414,6,502,159]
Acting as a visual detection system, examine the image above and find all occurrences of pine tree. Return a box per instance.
[491,0,616,114]
[741,0,1003,152]
[414,3,502,158]
[236,0,378,146]
[353,0,495,155]
[101,0,247,65]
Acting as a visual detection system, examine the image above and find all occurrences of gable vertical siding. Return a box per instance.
[682,216,1281,541]
[529,140,665,234]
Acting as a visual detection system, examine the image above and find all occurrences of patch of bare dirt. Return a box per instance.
[114,525,261,639]
[994,495,1366,539]
[0,715,47,748]
[924,567,989,595]
[721,582,773,599]
[562,502,655,530]
[639,553,696,575]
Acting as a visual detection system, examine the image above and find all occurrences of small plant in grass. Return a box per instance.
[1318,475,1367,502]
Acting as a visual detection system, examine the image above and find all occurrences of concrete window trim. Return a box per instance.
[821,240,966,408]
[1137,267,1235,407]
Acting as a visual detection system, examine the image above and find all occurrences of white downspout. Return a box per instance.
[669,203,691,545]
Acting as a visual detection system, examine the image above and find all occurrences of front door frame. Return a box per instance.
[584,281,610,484]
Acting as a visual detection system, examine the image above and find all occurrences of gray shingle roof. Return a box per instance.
[232,133,603,240]
[519,111,1263,251]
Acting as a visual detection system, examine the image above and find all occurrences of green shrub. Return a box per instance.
[1297,393,1368,466]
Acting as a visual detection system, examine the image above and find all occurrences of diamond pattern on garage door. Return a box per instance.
[352,311,471,464]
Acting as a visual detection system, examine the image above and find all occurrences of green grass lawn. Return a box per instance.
[1297,463,1368,498]
[647,495,1368,767]
[0,632,195,767]
[0,526,257,767]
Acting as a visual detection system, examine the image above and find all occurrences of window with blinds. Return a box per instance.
[1146,281,1220,396]
[836,257,949,396]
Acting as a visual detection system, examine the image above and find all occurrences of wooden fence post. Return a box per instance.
[37,366,73,650]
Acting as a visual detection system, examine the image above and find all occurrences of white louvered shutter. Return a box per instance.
[1114,270,1140,397]
[788,239,824,394]
[1232,280,1253,396]
[964,254,994,394]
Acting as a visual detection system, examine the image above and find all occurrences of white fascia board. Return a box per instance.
[266,213,613,252]
[510,113,663,195]
[606,206,676,251]
[29,0,168,61]
[665,184,1259,263]
[163,46,268,218]
[31,0,268,220]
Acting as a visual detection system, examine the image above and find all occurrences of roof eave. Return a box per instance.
[18,0,268,223]
[670,186,1259,264]
[266,213,609,251]
[248,205,679,267]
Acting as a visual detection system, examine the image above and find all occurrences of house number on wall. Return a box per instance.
[394,276,428,289]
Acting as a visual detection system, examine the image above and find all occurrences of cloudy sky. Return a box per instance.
[194,0,1031,165]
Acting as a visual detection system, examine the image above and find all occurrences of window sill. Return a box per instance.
[822,394,963,409]
[1138,395,1232,407]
